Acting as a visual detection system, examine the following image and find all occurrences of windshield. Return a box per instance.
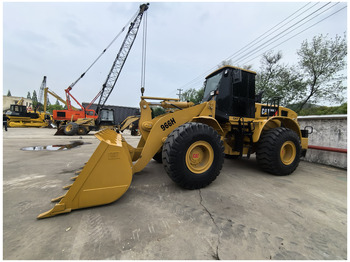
[202,71,223,102]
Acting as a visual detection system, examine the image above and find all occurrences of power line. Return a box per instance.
[240,4,347,66]
[223,2,316,63]
[178,2,316,91]
[232,2,333,65]
[176,2,346,93]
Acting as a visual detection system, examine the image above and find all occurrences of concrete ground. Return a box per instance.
[3,128,347,260]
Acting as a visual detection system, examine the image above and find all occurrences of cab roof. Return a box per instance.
[205,65,257,79]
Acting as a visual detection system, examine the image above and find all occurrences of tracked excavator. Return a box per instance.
[38,64,310,219]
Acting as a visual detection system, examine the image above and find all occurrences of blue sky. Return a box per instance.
[3,2,347,107]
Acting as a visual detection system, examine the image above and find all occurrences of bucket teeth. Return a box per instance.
[51,194,66,202]
[63,184,73,190]
[71,176,79,181]
[37,129,133,219]
[79,162,87,169]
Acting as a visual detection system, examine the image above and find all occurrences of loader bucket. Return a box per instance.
[38,129,133,219]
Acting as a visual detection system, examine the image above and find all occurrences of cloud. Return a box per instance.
[3,2,347,107]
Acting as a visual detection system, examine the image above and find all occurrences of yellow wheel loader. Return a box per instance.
[38,66,310,219]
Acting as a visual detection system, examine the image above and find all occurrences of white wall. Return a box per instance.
[298,115,347,169]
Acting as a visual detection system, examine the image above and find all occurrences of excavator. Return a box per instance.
[38,63,310,218]
[53,3,149,136]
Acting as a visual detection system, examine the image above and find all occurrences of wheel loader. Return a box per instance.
[37,66,310,219]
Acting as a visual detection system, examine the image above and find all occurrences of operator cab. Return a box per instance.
[97,108,115,126]
[202,66,256,121]
[6,104,39,118]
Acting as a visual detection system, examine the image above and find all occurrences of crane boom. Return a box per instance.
[97,3,149,112]
[37,76,47,108]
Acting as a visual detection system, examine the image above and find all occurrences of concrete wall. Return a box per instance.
[3,96,33,111]
[298,115,347,169]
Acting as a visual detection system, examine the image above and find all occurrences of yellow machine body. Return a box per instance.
[7,112,51,128]
[38,67,309,219]
[38,98,218,218]
[38,130,133,218]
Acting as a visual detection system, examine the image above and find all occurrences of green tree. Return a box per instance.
[46,100,64,114]
[151,106,166,118]
[27,91,31,99]
[298,102,347,116]
[296,34,347,112]
[181,87,204,104]
[7,90,11,96]
[217,59,252,70]
[256,51,306,107]
[32,90,38,108]
[218,59,233,68]
[256,34,347,112]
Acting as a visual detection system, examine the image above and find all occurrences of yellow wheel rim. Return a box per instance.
[66,125,72,132]
[280,141,296,165]
[185,141,214,174]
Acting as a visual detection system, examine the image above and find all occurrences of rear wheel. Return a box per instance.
[256,127,301,175]
[77,125,88,135]
[63,122,78,136]
[162,122,224,189]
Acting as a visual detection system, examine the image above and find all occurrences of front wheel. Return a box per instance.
[63,122,78,136]
[256,127,301,175]
[162,122,224,189]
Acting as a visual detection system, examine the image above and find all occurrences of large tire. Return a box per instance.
[256,127,301,176]
[63,122,78,136]
[153,151,163,163]
[77,125,88,135]
[162,122,224,189]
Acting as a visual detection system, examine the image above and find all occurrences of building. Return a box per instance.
[3,96,33,112]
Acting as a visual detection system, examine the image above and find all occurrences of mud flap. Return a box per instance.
[38,129,133,219]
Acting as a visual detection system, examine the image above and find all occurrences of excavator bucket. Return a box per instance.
[37,129,133,219]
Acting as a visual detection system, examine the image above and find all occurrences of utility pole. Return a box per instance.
[177,88,183,100]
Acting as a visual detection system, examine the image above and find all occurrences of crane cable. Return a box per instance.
[67,9,139,90]
[141,11,148,96]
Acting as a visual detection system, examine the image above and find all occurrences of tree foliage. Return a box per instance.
[151,106,166,118]
[296,34,347,111]
[256,34,347,112]
[27,91,31,99]
[46,103,64,114]
[181,87,204,104]
[7,90,11,96]
[32,90,38,108]
[297,103,347,116]
[256,51,306,106]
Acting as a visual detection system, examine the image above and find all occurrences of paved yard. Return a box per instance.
[3,128,347,259]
